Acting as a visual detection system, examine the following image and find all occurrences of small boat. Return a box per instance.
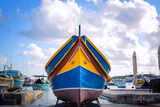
[23,76,33,87]
[106,82,117,89]
[117,84,126,88]
[0,72,13,90]
[125,80,135,89]
[45,25,111,105]
[5,70,24,90]
[32,75,50,90]
[136,79,144,89]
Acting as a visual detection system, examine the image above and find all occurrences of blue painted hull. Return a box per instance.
[5,70,24,89]
[118,85,126,88]
[14,80,24,87]
[52,66,105,104]
[52,66,105,91]
[0,85,8,89]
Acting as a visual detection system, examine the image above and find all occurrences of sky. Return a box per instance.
[0,0,160,77]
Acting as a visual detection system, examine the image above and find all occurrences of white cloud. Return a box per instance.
[23,43,47,60]
[27,60,43,67]
[0,54,7,64]
[19,0,81,41]
[19,0,160,76]
[103,0,159,33]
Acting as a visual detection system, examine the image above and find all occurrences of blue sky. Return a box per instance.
[0,0,160,77]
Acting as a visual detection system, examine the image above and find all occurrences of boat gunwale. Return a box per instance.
[0,77,13,80]
[47,37,78,78]
[81,38,111,82]
[48,39,104,82]
[48,39,79,79]
[46,36,111,82]
[85,36,111,70]
[45,36,74,70]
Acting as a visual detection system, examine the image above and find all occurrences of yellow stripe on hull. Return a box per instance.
[45,36,73,69]
[86,37,111,70]
[14,79,24,82]
[0,82,10,84]
[58,47,100,75]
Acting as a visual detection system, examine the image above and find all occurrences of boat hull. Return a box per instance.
[51,66,105,104]
[5,70,24,90]
[0,83,8,89]
[13,80,24,89]
[0,77,13,90]
[53,88,102,104]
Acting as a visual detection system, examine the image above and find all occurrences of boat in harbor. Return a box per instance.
[45,25,111,106]
[32,75,50,90]
[5,70,24,90]
[0,65,14,91]
[0,72,13,90]
[106,81,117,89]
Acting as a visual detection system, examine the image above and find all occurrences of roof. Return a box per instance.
[33,75,47,77]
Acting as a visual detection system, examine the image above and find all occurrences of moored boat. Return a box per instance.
[0,72,13,90]
[45,25,111,106]
[32,75,50,90]
[5,70,24,90]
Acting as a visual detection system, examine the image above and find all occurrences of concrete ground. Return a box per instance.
[2,104,160,107]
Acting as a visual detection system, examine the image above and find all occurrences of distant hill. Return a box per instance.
[111,74,159,80]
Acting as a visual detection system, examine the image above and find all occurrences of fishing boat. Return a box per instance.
[0,65,14,91]
[32,75,50,90]
[45,25,111,106]
[106,81,117,89]
[23,76,33,87]
[5,70,24,90]
[0,72,13,90]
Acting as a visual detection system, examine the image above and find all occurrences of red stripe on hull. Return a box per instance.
[53,89,102,105]
[81,39,108,81]
[48,40,79,81]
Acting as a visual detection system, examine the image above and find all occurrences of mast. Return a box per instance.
[3,65,6,73]
[79,25,81,37]
[78,24,81,106]
[78,25,81,47]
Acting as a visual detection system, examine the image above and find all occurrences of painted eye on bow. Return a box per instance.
[72,61,75,64]
[84,61,87,64]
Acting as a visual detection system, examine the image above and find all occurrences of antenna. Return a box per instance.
[79,25,81,37]
[11,54,12,70]
[10,47,13,70]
